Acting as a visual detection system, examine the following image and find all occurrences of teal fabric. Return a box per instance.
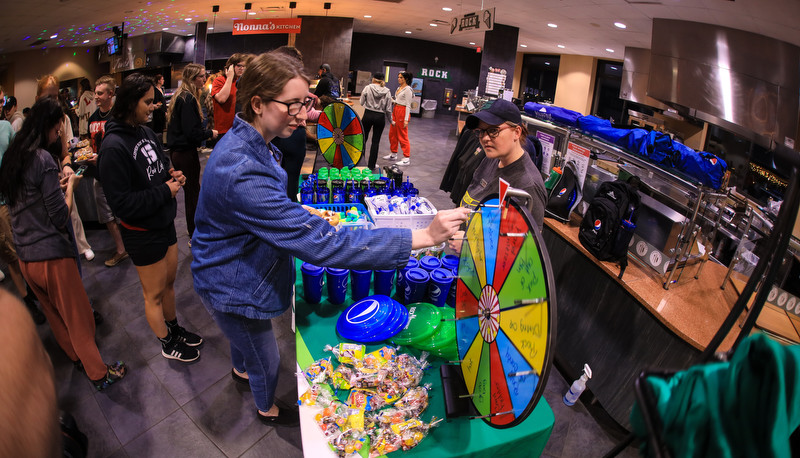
[631,334,800,457]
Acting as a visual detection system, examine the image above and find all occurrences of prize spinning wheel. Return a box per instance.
[455,195,556,428]
[316,102,364,168]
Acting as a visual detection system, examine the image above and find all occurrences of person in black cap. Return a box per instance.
[359,72,393,171]
[314,63,340,107]
[461,99,547,231]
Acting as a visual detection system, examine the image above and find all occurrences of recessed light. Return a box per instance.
[442,7,452,11]
[50,34,58,39]
[557,44,565,48]
[520,44,527,48]
[184,18,192,21]
[83,39,90,43]
[248,11,256,15]
[363,15,371,18]
[547,23,557,28]
[208,27,214,30]
[163,27,169,30]
[614,22,626,29]
[545,62,550,65]
[469,42,475,45]
[606,48,615,52]
[405,30,412,34]
[429,23,437,27]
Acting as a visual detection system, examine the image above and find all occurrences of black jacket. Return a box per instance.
[314,71,338,98]
[98,119,177,230]
[166,92,213,151]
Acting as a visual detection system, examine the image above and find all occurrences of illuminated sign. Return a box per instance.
[232,18,302,35]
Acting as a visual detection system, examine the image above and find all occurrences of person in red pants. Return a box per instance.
[385,71,414,166]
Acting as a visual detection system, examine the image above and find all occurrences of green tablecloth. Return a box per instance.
[294,261,554,457]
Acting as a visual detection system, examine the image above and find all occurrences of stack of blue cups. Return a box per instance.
[403,267,429,305]
[350,269,372,302]
[301,263,325,304]
[374,268,395,296]
[325,267,349,305]
[428,268,454,307]
[396,257,419,299]
[441,254,459,307]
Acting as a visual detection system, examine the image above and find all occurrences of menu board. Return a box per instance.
[564,142,591,189]
[485,67,507,96]
[536,131,555,175]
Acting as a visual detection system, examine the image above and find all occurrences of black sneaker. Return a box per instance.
[169,324,203,347]
[93,361,127,391]
[161,340,200,362]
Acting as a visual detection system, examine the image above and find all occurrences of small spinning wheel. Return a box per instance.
[316,102,364,168]
[455,194,557,428]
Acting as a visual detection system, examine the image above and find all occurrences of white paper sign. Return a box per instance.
[565,141,591,190]
[536,131,555,175]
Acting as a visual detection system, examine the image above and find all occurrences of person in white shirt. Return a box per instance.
[384,71,414,166]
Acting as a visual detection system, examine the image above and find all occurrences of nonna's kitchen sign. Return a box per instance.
[420,68,451,81]
[232,18,302,35]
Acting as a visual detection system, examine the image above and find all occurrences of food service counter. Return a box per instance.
[542,215,742,428]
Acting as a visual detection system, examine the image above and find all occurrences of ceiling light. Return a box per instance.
[83,39,90,43]
[405,30,412,34]
[469,42,475,45]
[547,23,557,28]
[614,22,626,29]
[430,23,437,27]
[610,66,618,70]
[50,34,58,39]
[520,44,527,48]
[208,27,214,30]
[606,48,615,52]
[557,44,565,48]
[163,27,169,30]
[185,18,192,21]
[363,15,371,18]
[248,11,256,15]
[442,7,452,11]
[545,62,550,65]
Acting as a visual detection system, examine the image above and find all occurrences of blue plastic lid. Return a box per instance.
[375,268,395,274]
[336,295,409,343]
[350,269,371,274]
[301,263,324,275]
[419,256,442,271]
[404,267,429,284]
[441,255,459,272]
[430,268,453,283]
[404,257,419,270]
[325,267,348,275]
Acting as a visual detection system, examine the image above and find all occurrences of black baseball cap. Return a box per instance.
[372,72,385,80]
[466,99,521,129]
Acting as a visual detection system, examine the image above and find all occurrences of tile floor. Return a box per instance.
[6,112,638,457]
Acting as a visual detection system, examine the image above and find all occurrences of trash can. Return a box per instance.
[421,99,437,118]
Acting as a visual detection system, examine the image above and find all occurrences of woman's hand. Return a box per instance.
[448,230,465,255]
[411,208,470,250]
[211,129,219,139]
[167,178,182,197]
[169,168,186,184]
[61,173,82,192]
[226,64,235,80]
[62,163,75,178]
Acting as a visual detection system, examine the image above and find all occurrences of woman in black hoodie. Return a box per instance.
[100,73,204,363]
[166,64,218,239]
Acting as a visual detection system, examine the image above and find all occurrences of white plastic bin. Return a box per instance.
[421,99,437,118]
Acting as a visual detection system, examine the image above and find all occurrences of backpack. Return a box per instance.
[328,75,341,98]
[578,180,641,279]
[545,160,582,223]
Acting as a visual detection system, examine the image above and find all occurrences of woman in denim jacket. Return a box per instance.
[191,52,468,426]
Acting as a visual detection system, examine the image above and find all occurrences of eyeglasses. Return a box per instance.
[235,64,246,69]
[474,124,514,140]
[271,96,315,116]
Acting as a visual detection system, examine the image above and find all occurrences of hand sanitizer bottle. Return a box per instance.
[563,364,592,406]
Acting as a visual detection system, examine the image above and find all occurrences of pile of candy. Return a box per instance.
[367,195,435,216]
[299,343,441,457]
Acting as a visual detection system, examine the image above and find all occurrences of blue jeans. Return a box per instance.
[204,303,280,412]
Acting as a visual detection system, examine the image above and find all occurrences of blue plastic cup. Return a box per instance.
[350,269,372,302]
[403,267,430,305]
[419,255,442,272]
[396,257,419,298]
[325,267,349,305]
[301,263,325,304]
[428,268,454,307]
[374,269,395,296]
[441,254,459,273]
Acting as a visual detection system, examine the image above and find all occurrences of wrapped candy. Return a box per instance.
[368,427,403,458]
[391,417,443,452]
[370,407,409,426]
[324,343,366,366]
[331,365,355,391]
[298,383,335,407]
[329,428,367,457]
[303,357,334,384]
[315,401,348,437]
[345,408,366,431]
[393,384,431,417]
[362,346,396,370]
[346,388,377,411]
[375,379,406,407]
[386,352,429,389]
[350,368,385,389]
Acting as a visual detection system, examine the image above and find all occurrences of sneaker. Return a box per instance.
[93,361,127,391]
[83,249,95,261]
[161,340,200,362]
[382,153,397,161]
[397,158,410,166]
[169,324,203,347]
[104,251,129,267]
[0,269,5,281]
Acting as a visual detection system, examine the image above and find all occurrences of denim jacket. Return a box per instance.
[191,115,412,320]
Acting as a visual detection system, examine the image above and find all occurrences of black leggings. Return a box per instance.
[362,109,386,170]
[170,148,200,237]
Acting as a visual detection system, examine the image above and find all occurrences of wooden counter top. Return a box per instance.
[544,215,743,352]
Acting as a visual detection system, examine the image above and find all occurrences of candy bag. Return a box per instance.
[298,383,335,407]
[304,357,334,384]
[393,384,431,416]
[331,365,355,391]
[369,426,403,458]
[315,401,348,437]
[394,417,443,452]
[324,343,366,366]
[362,346,396,370]
[346,388,377,411]
[329,428,368,457]
[375,379,406,407]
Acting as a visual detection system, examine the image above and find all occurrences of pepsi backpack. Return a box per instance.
[545,161,582,223]
[578,180,641,279]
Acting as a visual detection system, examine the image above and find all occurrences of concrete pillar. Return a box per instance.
[194,22,208,65]
[478,23,519,97]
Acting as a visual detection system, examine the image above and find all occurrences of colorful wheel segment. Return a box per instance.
[316,102,364,168]
[455,196,556,428]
